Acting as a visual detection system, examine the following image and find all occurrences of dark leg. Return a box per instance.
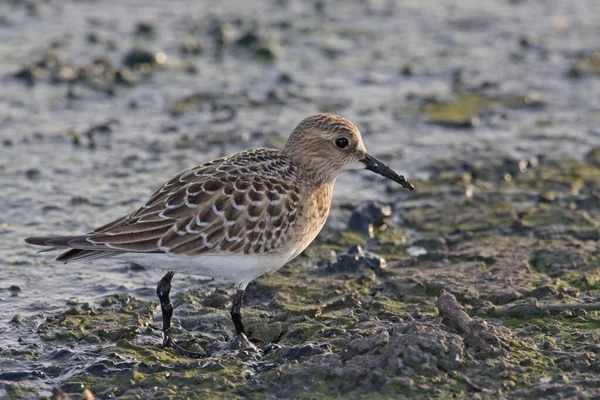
[156,271,206,358]
[230,288,246,335]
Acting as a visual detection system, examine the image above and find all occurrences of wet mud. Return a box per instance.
[1,0,599,399]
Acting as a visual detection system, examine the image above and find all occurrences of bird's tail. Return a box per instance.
[25,236,120,263]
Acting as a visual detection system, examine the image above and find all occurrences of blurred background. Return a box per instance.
[0,0,599,397]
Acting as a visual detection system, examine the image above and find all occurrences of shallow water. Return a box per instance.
[0,0,599,396]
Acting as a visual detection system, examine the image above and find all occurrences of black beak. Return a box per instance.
[360,154,414,191]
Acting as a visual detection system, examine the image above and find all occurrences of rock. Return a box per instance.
[490,290,522,305]
[275,343,331,362]
[180,40,205,55]
[86,32,99,44]
[84,362,109,377]
[10,314,24,323]
[122,48,158,68]
[585,146,600,168]
[9,285,21,292]
[115,68,138,86]
[135,22,156,37]
[567,50,600,77]
[50,349,75,360]
[59,381,84,393]
[201,361,225,371]
[412,238,448,253]
[348,331,390,354]
[530,284,558,299]
[409,237,449,261]
[348,201,392,237]
[25,168,41,180]
[400,63,415,76]
[235,32,259,47]
[208,333,261,362]
[0,370,46,381]
[327,245,386,273]
[436,290,509,358]
[256,42,280,60]
[234,31,280,60]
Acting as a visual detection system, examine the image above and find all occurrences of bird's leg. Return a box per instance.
[156,271,206,358]
[230,287,246,335]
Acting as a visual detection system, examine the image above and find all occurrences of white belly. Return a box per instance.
[116,249,298,289]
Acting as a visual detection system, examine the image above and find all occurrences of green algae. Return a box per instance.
[3,384,38,400]
[424,91,499,127]
[16,154,599,399]
[37,294,156,344]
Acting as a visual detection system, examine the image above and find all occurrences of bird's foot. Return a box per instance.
[157,271,207,359]
[161,335,207,359]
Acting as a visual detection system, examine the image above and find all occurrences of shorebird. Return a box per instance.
[25,113,414,357]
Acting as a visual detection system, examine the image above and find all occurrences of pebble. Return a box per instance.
[327,245,386,273]
[0,370,46,381]
[59,381,85,393]
[275,343,331,362]
[348,201,392,238]
[122,48,157,68]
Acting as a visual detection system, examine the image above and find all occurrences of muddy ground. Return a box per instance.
[0,0,599,399]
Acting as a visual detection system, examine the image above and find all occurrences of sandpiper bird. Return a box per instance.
[25,113,414,357]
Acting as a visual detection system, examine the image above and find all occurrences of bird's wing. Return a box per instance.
[42,148,303,256]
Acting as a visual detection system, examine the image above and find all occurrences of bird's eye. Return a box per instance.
[335,137,349,149]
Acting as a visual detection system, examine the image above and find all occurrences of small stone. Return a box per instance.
[86,32,99,44]
[275,343,330,361]
[328,245,386,273]
[235,32,259,47]
[539,190,557,203]
[180,40,205,55]
[70,196,91,206]
[9,285,21,293]
[407,246,427,256]
[59,381,84,393]
[490,290,522,305]
[523,92,546,108]
[519,34,534,48]
[530,285,558,299]
[10,314,24,324]
[135,22,156,37]
[201,361,225,370]
[115,68,138,86]
[0,370,45,381]
[412,238,448,252]
[400,63,414,76]
[348,331,389,353]
[256,44,279,60]
[114,368,136,380]
[278,73,293,84]
[50,349,74,360]
[568,50,600,77]
[122,48,157,68]
[84,362,109,377]
[585,146,600,168]
[348,201,392,238]
[25,168,41,180]
[14,67,41,85]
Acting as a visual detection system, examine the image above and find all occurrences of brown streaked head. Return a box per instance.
[282,113,414,190]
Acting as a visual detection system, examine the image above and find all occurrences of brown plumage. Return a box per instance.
[25,113,413,356]
[26,113,412,272]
